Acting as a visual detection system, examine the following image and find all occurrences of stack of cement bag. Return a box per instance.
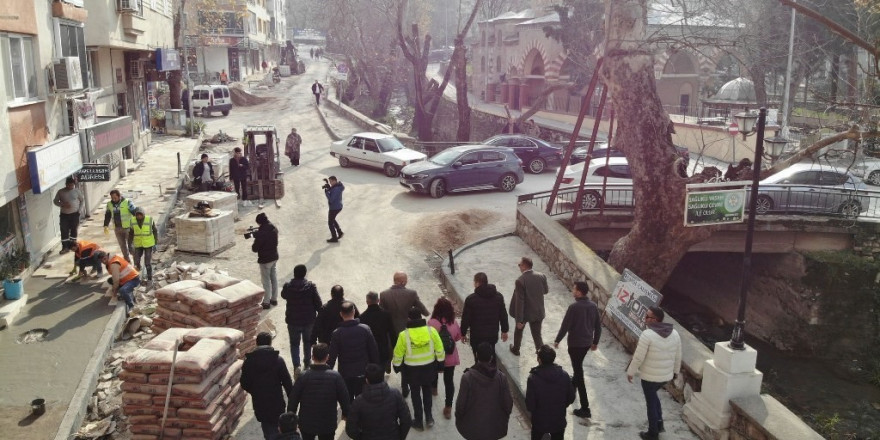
[152,274,264,354]
[120,327,247,440]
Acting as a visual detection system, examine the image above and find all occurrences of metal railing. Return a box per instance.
[519,183,880,221]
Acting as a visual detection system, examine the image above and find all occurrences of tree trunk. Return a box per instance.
[601,0,714,289]
[168,0,185,109]
[453,43,471,141]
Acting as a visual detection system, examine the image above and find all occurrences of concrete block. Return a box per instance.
[713,342,758,374]
[700,359,763,415]
[0,294,29,328]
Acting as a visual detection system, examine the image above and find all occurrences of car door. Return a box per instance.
[449,152,482,189]
[510,137,538,163]
[779,170,819,211]
[360,138,382,169]
[816,171,851,212]
[477,150,508,186]
[344,137,365,164]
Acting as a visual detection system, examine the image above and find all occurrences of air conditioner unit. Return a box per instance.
[52,57,83,91]
[118,0,139,12]
[130,60,143,79]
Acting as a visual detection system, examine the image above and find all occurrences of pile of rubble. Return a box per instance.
[121,327,247,439]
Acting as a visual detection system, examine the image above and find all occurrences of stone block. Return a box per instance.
[713,342,758,374]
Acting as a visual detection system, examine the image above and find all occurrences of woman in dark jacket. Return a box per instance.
[240,333,295,440]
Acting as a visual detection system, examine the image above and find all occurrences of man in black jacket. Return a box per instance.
[289,343,350,440]
[192,154,215,192]
[281,264,323,378]
[460,272,510,361]
[329,301,379,401]
[240,332,295,440]
[359,291,395,373]
[554,281,602,419]
[346,363,412,440]
[229,147,250,200]
[525,345,576,440]
[312,285,359,345]
[252,213,279,309]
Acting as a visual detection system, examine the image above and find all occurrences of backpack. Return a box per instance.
[439,322,455,355]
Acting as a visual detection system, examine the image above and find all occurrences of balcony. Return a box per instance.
[52,1,88,23]
[122,12,146,36]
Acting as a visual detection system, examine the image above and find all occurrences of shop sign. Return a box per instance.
[27,134,84,194]
[685,188,746,226]
[155,48,180,71]
[76,163,111,182]
[608,269,664,337]
[81,116,133,161]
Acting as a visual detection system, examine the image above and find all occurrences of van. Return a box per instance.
[191,85,232,117]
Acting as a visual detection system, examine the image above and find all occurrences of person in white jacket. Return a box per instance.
[626,306,682,440]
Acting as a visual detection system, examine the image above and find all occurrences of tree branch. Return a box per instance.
[763,125,862,177]
[778,0,880,59]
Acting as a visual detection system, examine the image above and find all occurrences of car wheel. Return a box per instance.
[868,170,880,186]
[754,195,773,214]
[499,173,517,192]
[527,158,546,174]
[581,191,602,210]
[383,163,399,177]
[429,179,447,198]
[221,110,230,116]
[838,200,862,217]
[339,156,350,167]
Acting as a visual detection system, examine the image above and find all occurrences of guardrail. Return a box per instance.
[518,183,880,221]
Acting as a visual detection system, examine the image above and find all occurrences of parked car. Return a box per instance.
[191,85,232,117]
[570,143,690,165]
[754,163,870,216]
[330,132,427,177]
[481,134,563,174]
[850,158,880,186]
[399,145,525,198]
[559,157,634,209]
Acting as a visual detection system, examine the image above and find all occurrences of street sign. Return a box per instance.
[684,188,746,226]
[76,163,111,182]
[727,121,739,137]
[608,269,663,337]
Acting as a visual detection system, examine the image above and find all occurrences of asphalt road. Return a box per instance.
[184,54,554,439]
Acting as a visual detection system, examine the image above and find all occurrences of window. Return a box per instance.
[511,138,534,149]
[460,153,480,165]
[787,171,819,185]
[89,50,100,87]
[1,34,38,101]
[347,138,363,149]
[480,151,505,162]
[819,171,848,186]
[363,140,379,153]
[55,20,90,89]
[213,87,223,99]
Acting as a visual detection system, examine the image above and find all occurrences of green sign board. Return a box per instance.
[685,189,746,226]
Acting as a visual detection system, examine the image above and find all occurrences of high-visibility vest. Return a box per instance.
[131,216,155,248]
[106,255,139,285]
[392,325,446,368]
[74,240,100,259]
[106,199,134,228]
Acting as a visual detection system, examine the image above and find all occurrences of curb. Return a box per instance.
[53,134,202,440]
[156,134,204,238]
[316,102,342,141]
[53,303,127,440]
[438,231,531,424]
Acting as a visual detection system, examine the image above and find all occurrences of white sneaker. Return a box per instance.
[108,297,118,307]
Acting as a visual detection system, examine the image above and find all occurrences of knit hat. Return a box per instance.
[255,213,269,225]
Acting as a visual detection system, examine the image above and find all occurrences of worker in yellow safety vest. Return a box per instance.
[128,208,158,282]
[102,190,137,262]
[97,250,140,311]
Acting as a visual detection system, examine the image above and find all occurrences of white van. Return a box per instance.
[192,85,232,117]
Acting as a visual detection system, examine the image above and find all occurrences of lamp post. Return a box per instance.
[730,108,788,350]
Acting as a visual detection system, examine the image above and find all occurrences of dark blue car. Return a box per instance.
[399,145,525,198]
[482,135,563,174]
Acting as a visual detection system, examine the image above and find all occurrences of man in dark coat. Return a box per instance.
[460,272,510,360]
[554,280,602,419]
[359,291,395,373]
[289,343,350,440]
[329,301,380,401]
[455,343,513,440]
[509,256,549,356]
[312,285,359,345]
[240,332,295,440]
[229,147,250,200]
[380,272,428,398]
[346,363,412,440]
[192,154,215,192]
[252,213,279,309]
[281,264,323,378]
[526,345,576,440]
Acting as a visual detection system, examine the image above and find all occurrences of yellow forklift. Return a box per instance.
[242,125,284,207]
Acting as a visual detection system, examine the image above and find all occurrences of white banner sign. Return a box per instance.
[608,269,664,337]
[27,135,84,194]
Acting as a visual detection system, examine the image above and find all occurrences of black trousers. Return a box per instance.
[232,179,247,200]
[531,429,564,440]
[569,346,590,409]
[345,375,364,402]
[327,209,342,238]
[470,337,499,366]
[59,212,80,250]
[431,365,456,407]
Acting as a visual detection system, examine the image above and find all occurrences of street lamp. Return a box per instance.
[734,111,759,140]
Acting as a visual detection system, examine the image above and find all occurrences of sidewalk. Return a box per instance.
[0,134,200,440]
[442,235,699,439]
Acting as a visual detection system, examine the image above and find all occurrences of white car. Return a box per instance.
[559,156,634,209]
[851,158,880,186]
[330,132,427,177]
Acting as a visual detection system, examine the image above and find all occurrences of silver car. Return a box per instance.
[754,163,870,216]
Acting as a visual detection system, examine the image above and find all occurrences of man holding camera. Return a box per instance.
[251,213,279,309]
[323,176,345,243]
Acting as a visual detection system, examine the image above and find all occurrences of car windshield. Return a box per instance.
[430,149,463,165]
[377,137,405,152]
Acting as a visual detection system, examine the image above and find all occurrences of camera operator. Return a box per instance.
[323,176,345,243]
[251,213,279,309]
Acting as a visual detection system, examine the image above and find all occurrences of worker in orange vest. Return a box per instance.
[96,250,140,311]
[70,240,104,278]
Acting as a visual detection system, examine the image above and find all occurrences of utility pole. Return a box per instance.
[780,6,796,140]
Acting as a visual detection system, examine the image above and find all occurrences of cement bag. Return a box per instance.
[122,392,154,406]
[131,435,160,440]
[217,359,243,386]
[144,328,189,351]
[178,288,228,312]
[118,371,149,384]
[226,305,260,325]
[175,339,230,377]
[203,308,233,325]
[176,401,220,421]
[183,327,245,346]
[199,272,240,290]
[155,280,207,302]
[121,381,167,395]
[213,280,264,308]
[123,405,160,416]
[172,359,232,398]
[158,300,192,314]
[147,372,204,385]
[130,425,163,436]
[123,350,174,373]
[129,415,158,426]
